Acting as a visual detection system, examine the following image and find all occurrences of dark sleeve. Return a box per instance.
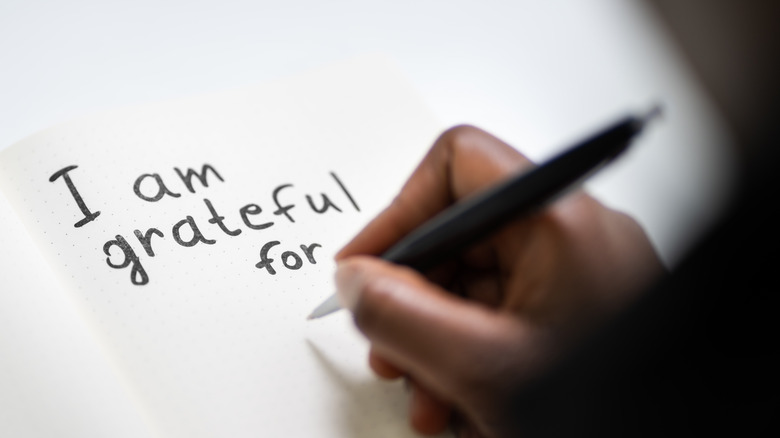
[508,150,780,437]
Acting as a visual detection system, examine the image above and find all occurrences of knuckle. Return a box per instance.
[437,124,485,152]
[352,277,399,337]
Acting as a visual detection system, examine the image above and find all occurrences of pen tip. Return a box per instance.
[307,294,342,320]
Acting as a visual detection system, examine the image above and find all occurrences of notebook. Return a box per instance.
[0,56,446,437]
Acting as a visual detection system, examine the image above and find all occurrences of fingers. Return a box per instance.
[336,256,534,400]
[336,125,532,259]
[409,380,452,436]
[368,348,404,379]
[370,348,452,435]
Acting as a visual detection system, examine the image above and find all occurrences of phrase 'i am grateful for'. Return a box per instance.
[49,164,360,285]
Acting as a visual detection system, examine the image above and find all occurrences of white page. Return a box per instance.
[0,192,156,437]
[0,56,447,437]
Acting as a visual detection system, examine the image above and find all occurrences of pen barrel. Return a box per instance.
[382,115,644,271]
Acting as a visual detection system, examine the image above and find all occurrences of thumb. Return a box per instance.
[335,256,531,401]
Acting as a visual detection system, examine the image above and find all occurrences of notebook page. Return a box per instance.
[0,191,156,437]
[0,56,446,437]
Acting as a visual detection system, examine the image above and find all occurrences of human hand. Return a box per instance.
[335,126,663,437]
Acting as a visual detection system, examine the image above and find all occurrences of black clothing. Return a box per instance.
[513,143,780,436]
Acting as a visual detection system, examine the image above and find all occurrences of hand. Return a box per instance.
[335,125,663,437]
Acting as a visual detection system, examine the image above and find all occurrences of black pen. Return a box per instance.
[307,105,662,320]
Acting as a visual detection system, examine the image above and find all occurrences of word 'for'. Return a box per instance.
[50,164,360,285]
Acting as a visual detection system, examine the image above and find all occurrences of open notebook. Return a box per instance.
[0,56,445,437]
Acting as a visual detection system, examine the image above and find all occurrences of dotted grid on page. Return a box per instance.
[0,190,156,438]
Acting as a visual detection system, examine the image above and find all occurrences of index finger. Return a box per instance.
[336,125,533,259]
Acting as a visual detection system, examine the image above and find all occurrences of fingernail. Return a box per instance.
[334,260,365,312]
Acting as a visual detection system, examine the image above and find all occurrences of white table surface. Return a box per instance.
[0,0,736,266]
